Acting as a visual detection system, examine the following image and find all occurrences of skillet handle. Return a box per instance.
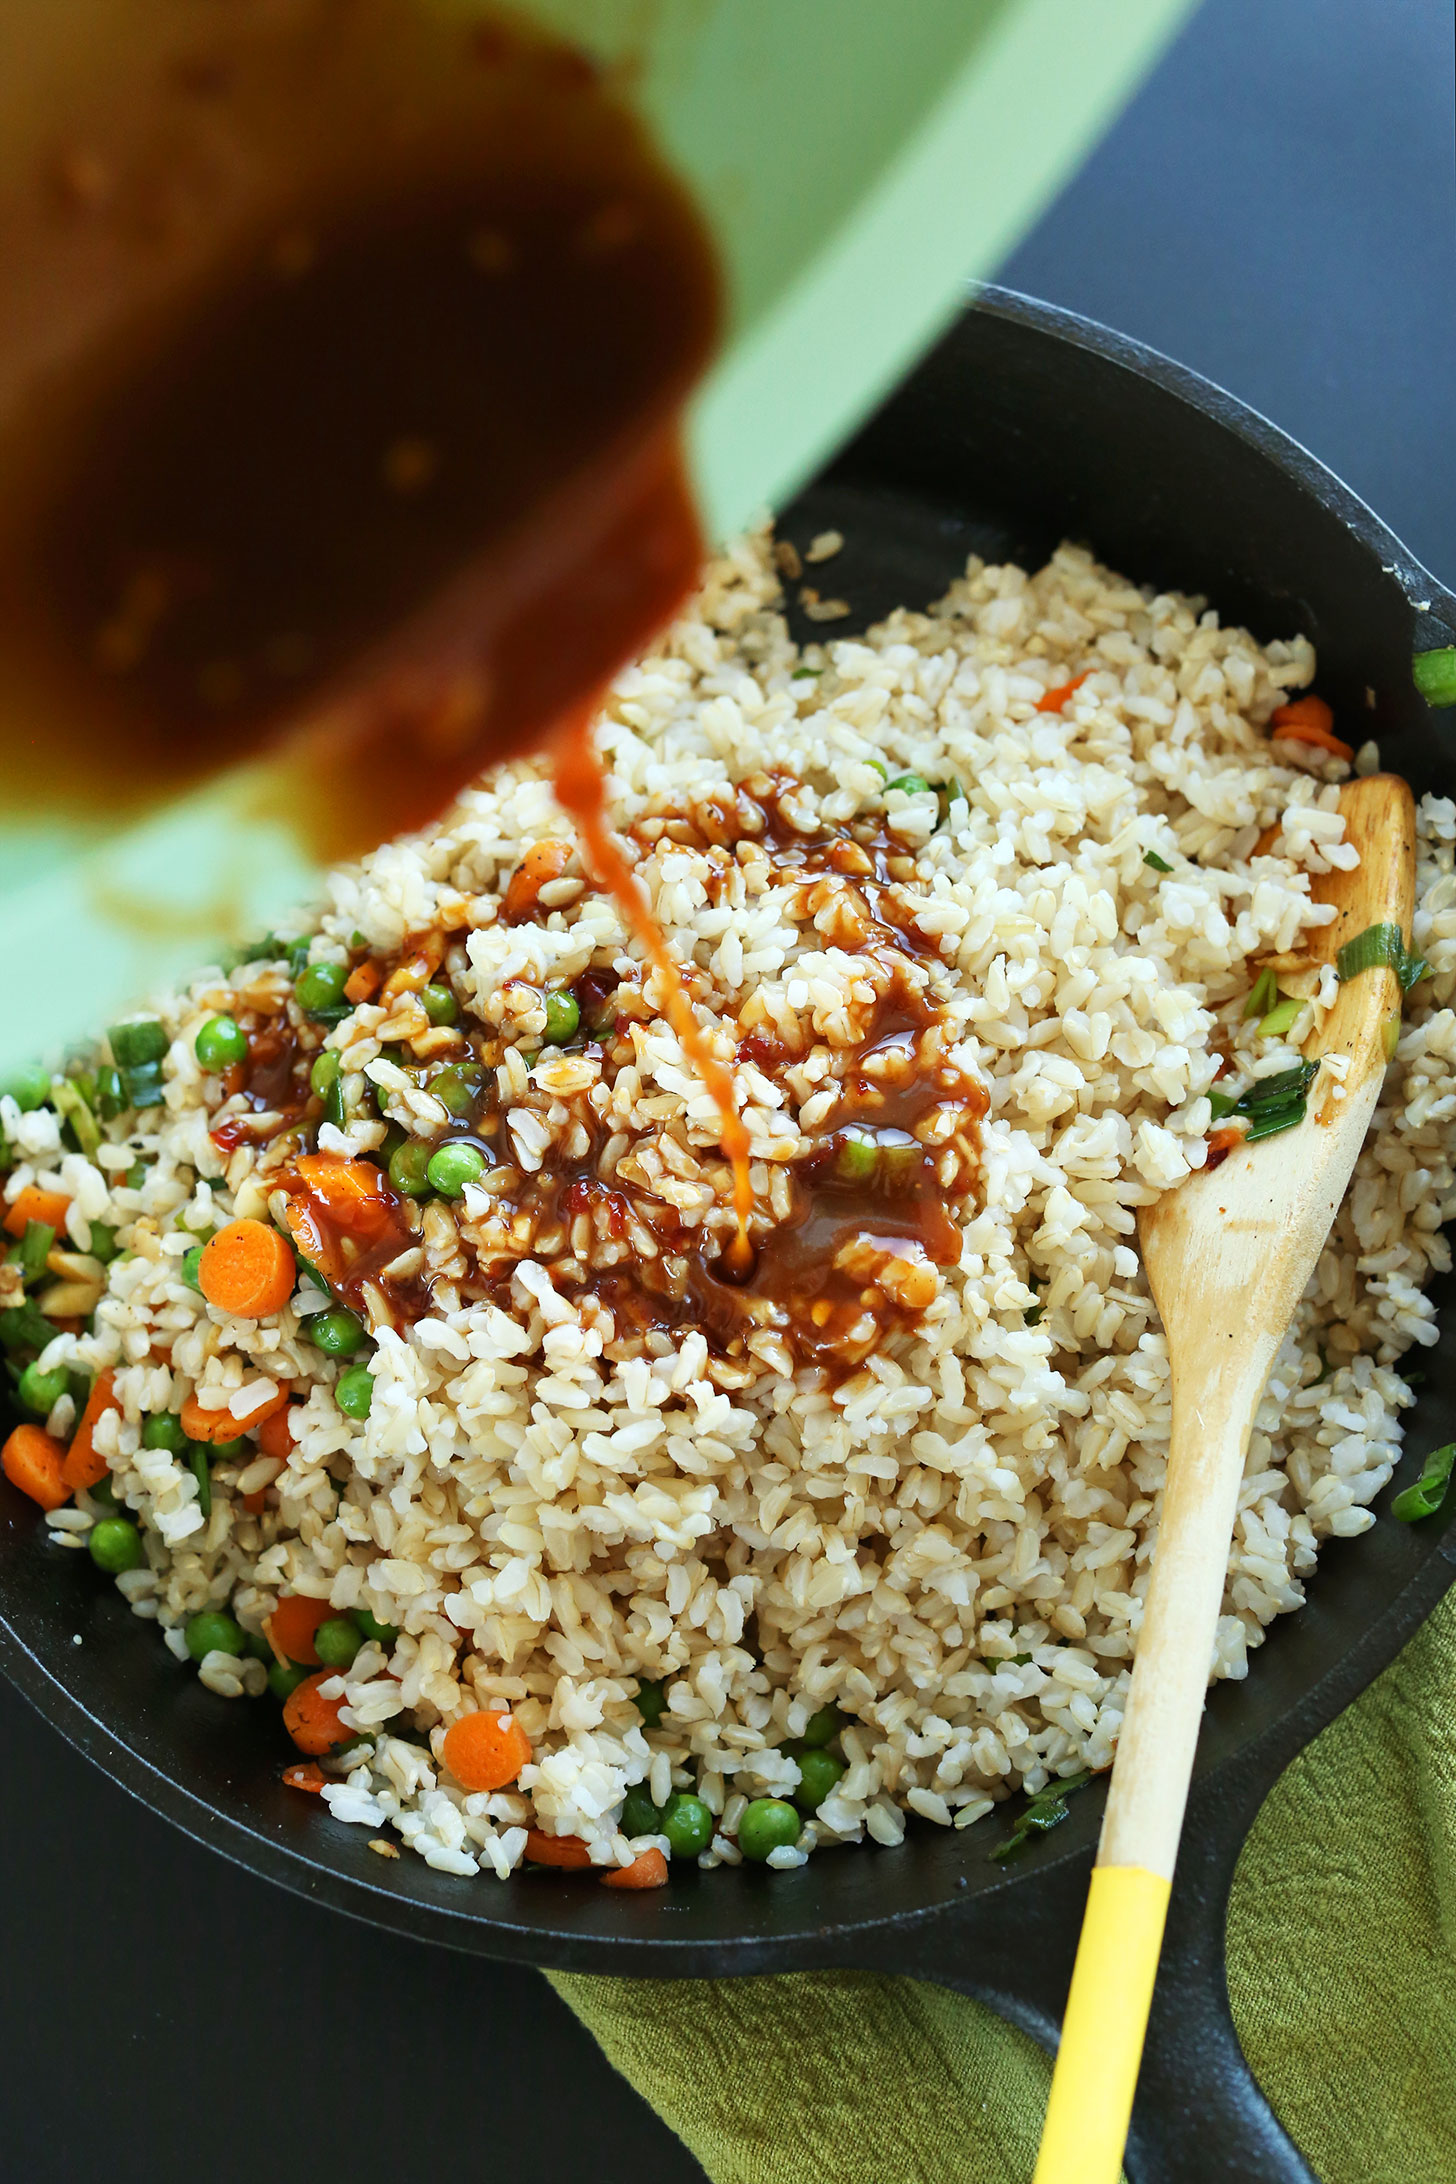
[889,1771,1315,2183]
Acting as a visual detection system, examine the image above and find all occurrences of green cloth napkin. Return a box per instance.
[550,1584,1456,2184]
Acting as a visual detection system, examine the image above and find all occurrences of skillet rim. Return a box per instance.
[2,282,1453,1975]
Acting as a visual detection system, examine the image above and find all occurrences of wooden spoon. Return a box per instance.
[1034,772,1417,2184]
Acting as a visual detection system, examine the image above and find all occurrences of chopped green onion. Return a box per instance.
[1024,1304,1044,1327]
[0,1297,56,1360]
[122,1060,166,1109]
[14,1220,55,1284]
[791,666,822,681]
[1257,996,1305,1041]
[1210,1060,1320,1144]
[1391,1443,1455,1522]
[1143,849,1173,874]
[50,1076,101,1157]
[865,759,888,780]
[1243,965,1279,1020]
[1335,921,1427,993]
[1412,647,1456,709]
[188,1442,212,1521]
[94,1065,126,1120]
[108,1018,168,1069]
[989,1770,1093,1862]
[885,772,932,797]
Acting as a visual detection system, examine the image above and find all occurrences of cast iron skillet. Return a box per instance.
[3,289,1455,2182]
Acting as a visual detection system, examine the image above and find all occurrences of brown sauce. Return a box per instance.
[0,0,718,855]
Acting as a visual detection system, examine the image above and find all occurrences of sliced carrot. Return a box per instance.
[1035,670,1091,713]
[603,1847,669,1890]
[4,1185,71,1238]
[197,1218,296,1318]
[1269,694,1354,760]
[61,1367,118,1490]
[3,1424,70,1511]
[257,1401,300,1460]
[180,1382,290,1445]
[242,1488,268,1516]
[441,1709,532,1792]
[524,1829,593,1869]
[266,1594,335,1667]
[1270,694,1334,735]
[282,1761,328,1794]
[1271,722,1355,760]
[343,959,383,1004]
[503,840,572,923]
[282,1671,348,1756]
[293,1154,388,1222]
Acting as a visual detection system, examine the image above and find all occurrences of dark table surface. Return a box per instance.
[4,4,1452,2180]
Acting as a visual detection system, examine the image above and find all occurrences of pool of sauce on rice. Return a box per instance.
[216,777,985,1376]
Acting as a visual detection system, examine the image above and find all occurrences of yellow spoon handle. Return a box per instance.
[1033,1865,1172,2184]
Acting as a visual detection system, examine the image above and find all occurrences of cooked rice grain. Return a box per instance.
[5,532,1454,1880]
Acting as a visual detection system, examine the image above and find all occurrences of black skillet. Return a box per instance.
[3,288,1455,2183]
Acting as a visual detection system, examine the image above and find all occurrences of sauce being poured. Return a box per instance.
[0,0,750,1248]
[553,711,756,1274]
[0,0,718,853]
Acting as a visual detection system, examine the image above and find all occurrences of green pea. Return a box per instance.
[303,1308,367,1356]
[737,1798,802,1861]
[660,1792,714,1860]
[334,1365,374,1420]
[16,1361,68,1417]
[3,1059,53,1112]
[88,1518,144,1573]
[621,1785,664,1838]
[429,1063,483,1118]
[243,1627,274,1661]
[309,1050,341,1097]
[543,990,580,1044]
[885,772,932,797]
[420,982,458,1026]
[185,1610,246,1662]
[181,1243,206,1292]
[352,1607,399,1645]
[142,1412,189,1454]
[834,1127,880,1184]
[634,1679,666,1727]
[801,1704,844,1749]
[88,1476,121,1513]
[425,1141,486,1197]
[268,1659,308,1702]
[388,1139,433,1199]
[210,1437,249,1461]
[294,960,349,1016]
[194,1014,248,1071]
[793,1748,845,1813]
[314,1616,362,1670]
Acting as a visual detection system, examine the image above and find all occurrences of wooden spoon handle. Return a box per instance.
[1034,773,1416,2184]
